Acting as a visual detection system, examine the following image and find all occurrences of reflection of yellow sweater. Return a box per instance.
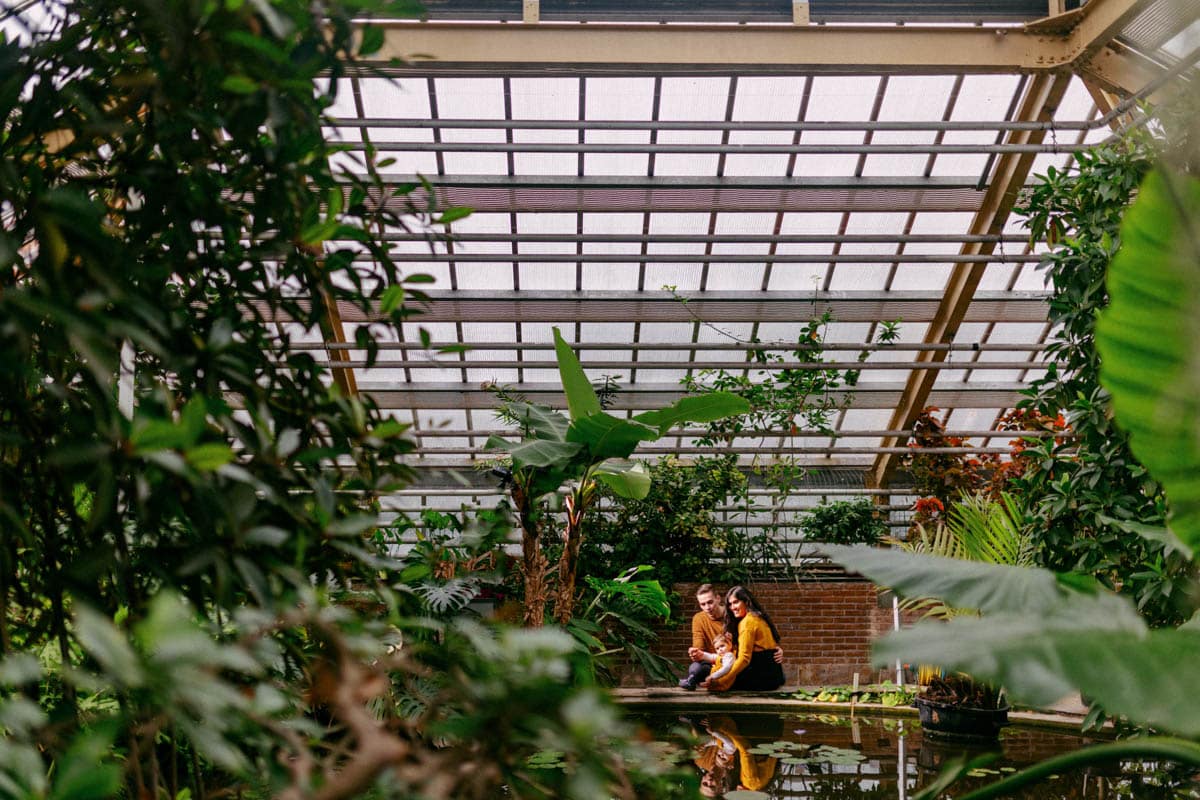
[706,720,778,792]
[706,614,777,691]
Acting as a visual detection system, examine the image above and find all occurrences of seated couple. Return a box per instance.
[680,583,786,692]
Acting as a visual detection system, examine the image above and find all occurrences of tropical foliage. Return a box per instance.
[485,327,748,626]
[0,4,696,798]
[580,455,782,592]
[800,498,889,546]
[826,158,1200,798]
[1010,140,1193,625]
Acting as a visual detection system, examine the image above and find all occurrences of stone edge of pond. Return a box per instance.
[611,688,1104,735]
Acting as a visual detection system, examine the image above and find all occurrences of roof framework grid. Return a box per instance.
[308,0,1198,484]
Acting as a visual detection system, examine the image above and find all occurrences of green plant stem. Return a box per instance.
[951,738,1200,800]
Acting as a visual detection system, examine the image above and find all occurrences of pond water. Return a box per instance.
[637,710,1199,799]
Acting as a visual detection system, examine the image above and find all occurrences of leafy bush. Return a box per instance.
[0,3,698,797]
[579,455,782,590]
[800,499,888,545]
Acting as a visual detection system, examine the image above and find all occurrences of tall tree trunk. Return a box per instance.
[552,481,592,625]
[514,486,548,627]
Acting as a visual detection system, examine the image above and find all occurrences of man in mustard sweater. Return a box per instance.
[679,584,785,690]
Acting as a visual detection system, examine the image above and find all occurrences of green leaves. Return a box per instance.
[568,413,656,462]
[593,460,651,500]
[825,545,1200,737]
[632,392,750,435]
[1097,169,1200,553]
[553,327,602,421]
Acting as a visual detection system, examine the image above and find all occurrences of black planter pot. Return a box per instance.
[915,695,1010,743]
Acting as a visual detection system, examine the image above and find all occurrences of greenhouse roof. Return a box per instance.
[302,0,1197,504]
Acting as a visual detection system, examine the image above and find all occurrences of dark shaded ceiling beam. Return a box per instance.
[359,382,1026,410]
[287,340,1047,352]
[250,290,1051,323]
[869,71,1073,489]
[321,358,1049,371]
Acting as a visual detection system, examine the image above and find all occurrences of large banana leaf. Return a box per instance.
[567,412,658,462]
[877,619,1200,737]
[484,436,582,469]
[593,459,651,499]
[509,401,570,441]
[825,545,1200,736]
[1096,170,1200,552]
[552,327,602,421]
[822,545,1142,627]
[633,392,750,435]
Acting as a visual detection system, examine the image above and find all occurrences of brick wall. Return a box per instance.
[649,580,919,686]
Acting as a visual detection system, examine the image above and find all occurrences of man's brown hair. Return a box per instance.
[696,583,716,597]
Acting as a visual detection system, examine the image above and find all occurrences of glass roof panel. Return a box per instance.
[861,75,956,177]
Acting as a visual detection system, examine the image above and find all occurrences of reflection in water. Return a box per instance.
[643,711,1199,799]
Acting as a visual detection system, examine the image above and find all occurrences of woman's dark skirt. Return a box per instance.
[730,649,786,691]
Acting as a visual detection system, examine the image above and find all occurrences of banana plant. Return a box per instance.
[486,328,749,626]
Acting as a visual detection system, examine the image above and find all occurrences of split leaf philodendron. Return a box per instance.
[486,327,748,626]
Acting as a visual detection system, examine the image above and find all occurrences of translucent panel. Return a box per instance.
[861,76,956,177]
[326,78,359,117]
[654,131,722,176]
[930,75,1023,177]
[807,76,881,121]
[659,76,731,120]
[460,322,517,348]
[733,77,806,122]
[453,262,514,291]
[579,322,635,360]
[822,322,874,343]
[944,407,1002,433]
[791,131,864,177]
[977,263,1019,291]
[1013,264,1050,291]
[402,321,458,342]
[360,77,431,140]
[987,322,1046,343]
[433,78,506,119]
[857,321,929,382]
[1162,17,1200,58]
[585,77,656,120]
[467,367,520,383]
[584,130,651,175]
[826,263,889,291]
[441,149,508,176]
[581,263,640,290]
[637,322,697,348]
[889,262,951,291]
[705,262,765,289]
[643,262,703,291]
[519,261,577,290]
[696,321,754,344]
[838,407,894,432]
[510,77,578,119]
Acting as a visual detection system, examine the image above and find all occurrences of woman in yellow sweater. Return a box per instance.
[702,585,786,692]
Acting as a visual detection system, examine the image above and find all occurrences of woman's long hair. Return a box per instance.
[723,585,782,647]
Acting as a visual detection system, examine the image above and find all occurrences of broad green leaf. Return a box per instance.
[185,443,235,471]
[875,619,1200,737]
[509,402,570,441]
[435,206,473,224]
[48,726,122,800]
[822,545,1144,627]
[505,438,583,469]
[1097,170,1200,552]
[567,413,656,461]
[1099,515,1194,560]
[632,391,750,435]
[358,24,384,56]
[592,459,651,499]
[552,327,601,421]
[73,605,144,688]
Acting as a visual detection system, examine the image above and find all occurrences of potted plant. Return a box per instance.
[915,674,1010,742]
[896,492,1027,741]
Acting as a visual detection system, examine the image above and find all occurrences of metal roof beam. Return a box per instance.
[868,71,1073,489]
[369,22,1070,74]
[358,382,1025,410]
[253,290,1051,324]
